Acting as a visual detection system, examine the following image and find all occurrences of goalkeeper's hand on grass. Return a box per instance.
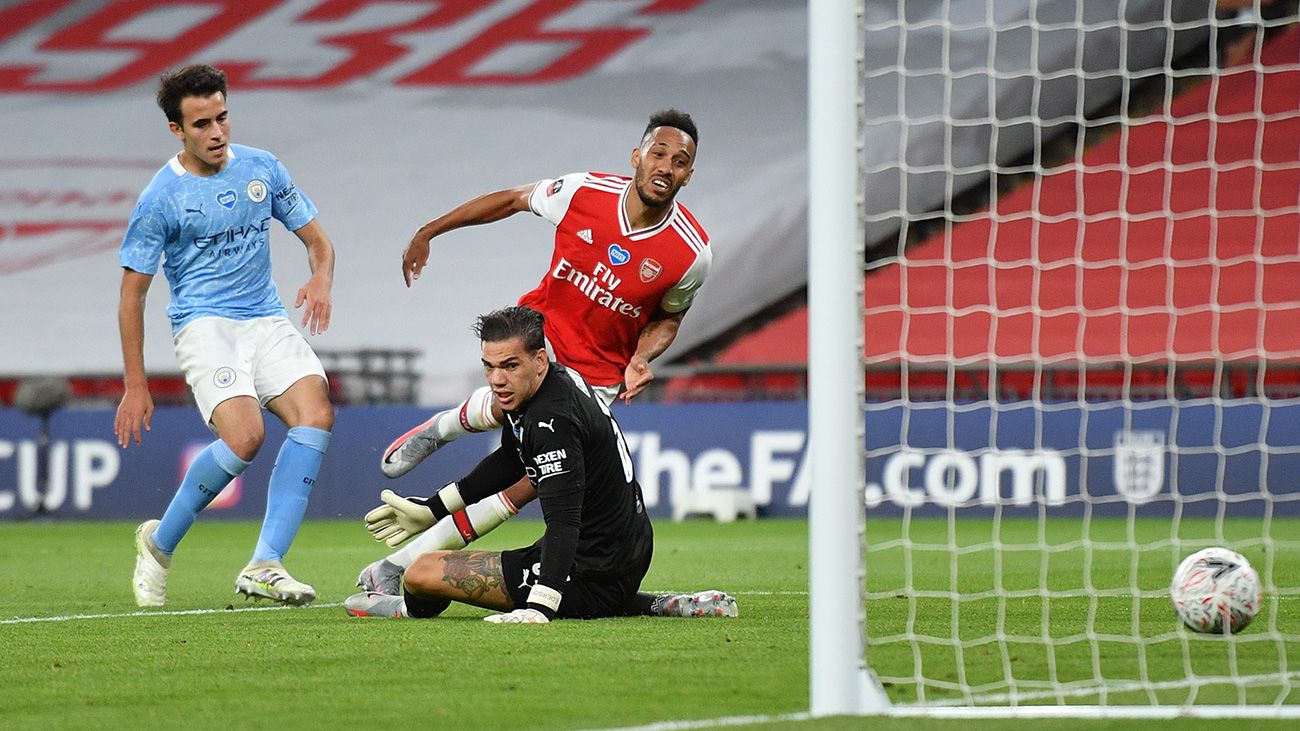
[483,608,550,624]
[364,489,437,547]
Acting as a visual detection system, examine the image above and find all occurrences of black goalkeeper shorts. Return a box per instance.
[500,543,652,620]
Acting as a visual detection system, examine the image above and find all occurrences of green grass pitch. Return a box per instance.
[2,517,1297,730]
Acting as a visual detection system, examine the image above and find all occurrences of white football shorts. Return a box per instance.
[174,315,327,427]
[589,383,619,406]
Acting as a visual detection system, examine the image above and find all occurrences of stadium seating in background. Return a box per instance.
[661,26,1300,404]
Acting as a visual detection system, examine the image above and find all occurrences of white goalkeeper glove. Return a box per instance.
[364,489,437,547]
[483,608,550,624]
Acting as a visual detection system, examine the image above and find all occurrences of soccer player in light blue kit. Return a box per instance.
[116,64,336,607]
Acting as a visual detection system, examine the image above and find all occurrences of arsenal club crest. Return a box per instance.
[639,258,662,283]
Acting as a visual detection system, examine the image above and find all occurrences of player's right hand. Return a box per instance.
[364,489,437,546]
[621,355,654,403]
[483,608,550,624]
[114,388,154,448]
[401,231,432,287]
[295,273,333,336]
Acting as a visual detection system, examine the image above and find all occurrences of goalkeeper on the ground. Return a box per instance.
[344,306,736,621]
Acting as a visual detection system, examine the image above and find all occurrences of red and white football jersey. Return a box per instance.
[520,172,711,387]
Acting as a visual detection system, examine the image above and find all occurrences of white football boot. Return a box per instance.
[235,561,317,606]
[654,590,739,618]
[132,519,171,608]
[380,414,452,478]
[356,558,405,595]
[344,591,408,618]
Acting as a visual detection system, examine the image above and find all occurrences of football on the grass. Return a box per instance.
[1170,546,1261,634]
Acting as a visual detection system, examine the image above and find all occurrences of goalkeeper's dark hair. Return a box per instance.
[474,306,547,352]
[643,108,698,147]
[157,64,228,126]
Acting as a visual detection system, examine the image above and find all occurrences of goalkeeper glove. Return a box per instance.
[482,584,561,624]
[483,608,550,624]
[364,489,438,547]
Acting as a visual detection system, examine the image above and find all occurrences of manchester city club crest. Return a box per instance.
[213,367,237,388]
[247,179,267,202]
[1113,430,1165,503]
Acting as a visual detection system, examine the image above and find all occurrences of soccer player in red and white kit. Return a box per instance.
[357,110,710,595]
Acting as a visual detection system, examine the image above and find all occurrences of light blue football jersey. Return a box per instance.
[119,144,319,334]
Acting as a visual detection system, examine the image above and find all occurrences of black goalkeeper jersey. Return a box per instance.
[500,363,653,592]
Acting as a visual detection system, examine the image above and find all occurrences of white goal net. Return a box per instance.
[855,0,1300,715]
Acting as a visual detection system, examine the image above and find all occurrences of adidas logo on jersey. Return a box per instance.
[577,229,593,244]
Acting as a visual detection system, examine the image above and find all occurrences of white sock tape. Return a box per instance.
[437,482,466,513]
[526,584,563,612]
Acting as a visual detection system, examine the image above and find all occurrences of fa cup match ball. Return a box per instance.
[1169,547,1261,634]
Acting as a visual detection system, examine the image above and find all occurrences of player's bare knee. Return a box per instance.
[224,431,264,462]
[403,552,445,595]
[300,401,334,431]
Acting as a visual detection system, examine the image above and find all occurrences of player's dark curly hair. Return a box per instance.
[156,64,228,126]
[474,306,547,352]
[643,108,698,147]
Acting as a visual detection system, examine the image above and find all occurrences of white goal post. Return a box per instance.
[809,0,1300,719]
[807,0,886,717]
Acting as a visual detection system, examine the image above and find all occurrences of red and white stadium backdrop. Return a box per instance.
[0,0,713,91]
[0,0,807,404]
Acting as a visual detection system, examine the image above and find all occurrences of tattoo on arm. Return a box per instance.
[440,551,504,601]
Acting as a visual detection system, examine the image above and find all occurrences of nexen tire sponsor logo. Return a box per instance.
[551,257,642,318]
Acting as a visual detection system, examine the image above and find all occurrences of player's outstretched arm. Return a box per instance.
[115,269,155,448]
[365,489,440,546]
[365,447,526,545]
[402,184,534,287]
[622,308,687,403]
[291,219,335,336]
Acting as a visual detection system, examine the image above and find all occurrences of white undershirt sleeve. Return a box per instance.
[527,172,587,226]
[660,244,713,313]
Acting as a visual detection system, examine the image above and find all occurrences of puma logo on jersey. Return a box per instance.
[185,204,205,216]
[576,229,593,244]
[537,419,555,432]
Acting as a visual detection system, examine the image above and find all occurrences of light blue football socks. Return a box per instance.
[153,439,250,555]
[252,426,331,562]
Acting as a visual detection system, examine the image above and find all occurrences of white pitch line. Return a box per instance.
[653,591,809,596]
[1,602,341,625]
[0,590,804,626]
[573,711,812,731]
[920,671,1300,708]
